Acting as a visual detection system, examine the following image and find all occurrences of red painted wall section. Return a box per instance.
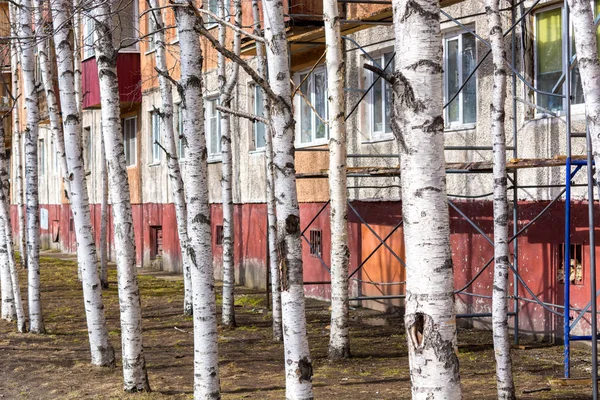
[82,53,142,109]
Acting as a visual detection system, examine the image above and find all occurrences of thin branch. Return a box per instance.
[363,63,396,84]
[293,80,327,125]
[194,7,264,43]
[216,105,268,124]
[291,50,326,98]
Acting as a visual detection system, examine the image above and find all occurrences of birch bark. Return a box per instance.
[486,1,516,399]
[19,0,45,334]
[0,124,26,332]
[72,0,82,115]
[251,0,282,342]
[91,2,150,390]
[52,0,116,367]
[567,1,600,191]
[100,131,109,289]
[9,2,26,270]
[0,215,15,320]
[173,2,221,398]
[261,0,313,397]
[219,0,242,329]
[148,0,193,315]
[324,0,350,360]
[391,1,461,398]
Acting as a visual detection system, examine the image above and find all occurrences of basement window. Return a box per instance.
[215,225,224,246]
[558,243,584,285]
[150,226,163,260]
[309,229,322,258]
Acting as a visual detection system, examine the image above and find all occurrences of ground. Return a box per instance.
[0,253,594,399]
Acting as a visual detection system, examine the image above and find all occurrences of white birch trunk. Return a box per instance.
[91,2,150,391]
[9,2,26,269]
[324,0,350,360]
[251,0,282,342]
[219,0,242,329]
[0,218,15,320]
[72,0,83,115]
[0,124,26,332]
[261,1,313,397]
[19,0,45,334]
[51,0,116,367]
[149,0,193,316]
[173,3,221,398]
[391,1,461,398]
[487,1,516,398]
[100,132,109,289]
[567,1,600,190]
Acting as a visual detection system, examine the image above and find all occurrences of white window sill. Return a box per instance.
[444,124,476,133]
[295,141,328,149]
[208,156,222,164]
[148,161,161,167]
[145,49,157,56]
[249,148,266,154]
[126,164,137,169]
[534,105,586,120]
[361,135,394,145]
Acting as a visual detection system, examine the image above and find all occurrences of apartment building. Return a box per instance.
[8,0,600,340]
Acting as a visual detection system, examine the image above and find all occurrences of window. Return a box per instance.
[309,229,322,258]
[83,16,94,59]
[150,226,163,260]
[150,111,162,163]
[535,6,586,112]
[38,139,45,176]
[122,116,137,167]
[444,29,477,127]
[83,126,92,171]
[558,243,584,285]
[205,97,221,158]
[177,104,185,159]
[366,51,395,139]
[215,225,224,246]
[206,0,230,26]
[146,11,158,53]
[253,85,266,150]
[296,67,328,145]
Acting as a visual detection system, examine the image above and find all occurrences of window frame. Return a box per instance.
[150,111,162,164]
[83,126,93,172]
[205,96,222,160]
[252,84,267,151]
[38,138,45,177]
[442,26,478,129]
[146,9,158,54]
[533,4,587,117]
[365,50,395,141]
[176,103,186,160]
[83,15,95,60]
[122,116,138,167]
[293,66,329,147]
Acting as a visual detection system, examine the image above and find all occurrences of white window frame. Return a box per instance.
[176,103,185,160]
[293,66,329,147]
[123,116,137,167]
[206,0,231,28]
[146,10,158,54]
[38,138,45,176]
[252,84,266,151]
[205,96,221,160]
[83,126,93,172]
[83,16,95,60]
[150,111,162,164]
[443,27,478,129]
[533,4,587,117]
[365,50,395,141]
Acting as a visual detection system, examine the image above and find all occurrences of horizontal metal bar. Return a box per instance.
[457,312,517,319]
[350,295,405,301]
[303,281,331,285]
[569,335,600,341]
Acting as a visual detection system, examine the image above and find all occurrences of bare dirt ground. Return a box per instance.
[0,252,594,399]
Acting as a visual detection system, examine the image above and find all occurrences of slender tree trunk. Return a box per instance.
[72,0,83,115]
[324,0,350,360]
[568,1,600,192]
[261,1,313,397]
[0,214,15,320]
[19,0,45,334]
[173,3,221,398]
[148,0,193,315]
[52,0,116,367]
[251,0,282,342]
[0,124,26,332]
[219,0,242,329]
[9,2,26,270]
[390,1,461,398]
[92,2,150,391]
[100,132,109,289]
[486,1,516,399]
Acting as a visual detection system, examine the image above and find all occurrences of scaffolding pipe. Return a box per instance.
[512,0,520,344]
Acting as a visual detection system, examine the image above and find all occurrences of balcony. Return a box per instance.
[81,53,142,109]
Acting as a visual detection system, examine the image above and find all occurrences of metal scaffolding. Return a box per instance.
[290,0,600,393]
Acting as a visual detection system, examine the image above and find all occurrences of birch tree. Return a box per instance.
[251,0,282,342]
[9,3,26,270]
[324,0,350,360]
[218,0,242,329]
[486,1,516,398]
[51,0,116,367]
[260,0,313,396]
[90,0,150,390]
[390,1,461,397]
[567,1,600,190]
[148,0,193,315]
[0,227,16,320]
[0,123,26,332]
[173,2,221,397]
[19,0,45,334]
[99,132,109,289]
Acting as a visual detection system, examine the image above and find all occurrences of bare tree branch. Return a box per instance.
[216,105,268,124]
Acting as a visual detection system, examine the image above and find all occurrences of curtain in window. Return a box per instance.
[536,8,563,110]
